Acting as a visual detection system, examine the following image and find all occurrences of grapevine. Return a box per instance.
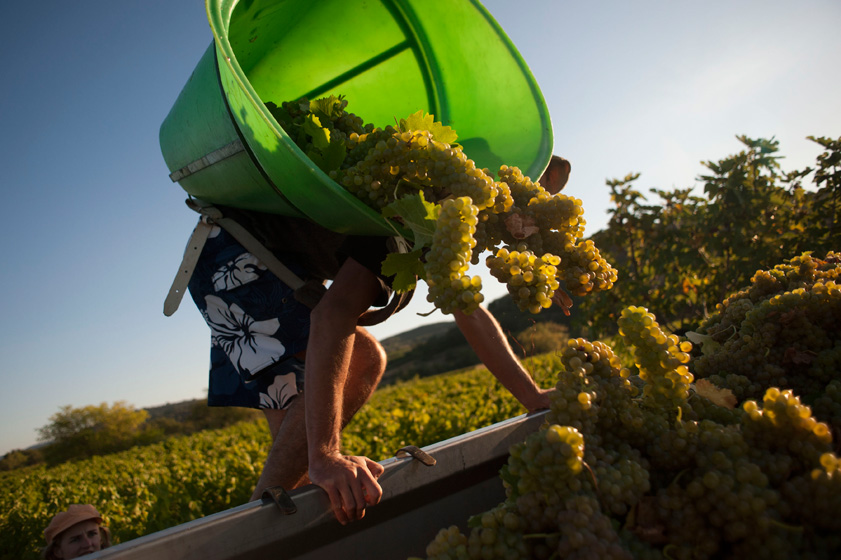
[690,251,841,436]
[266,95,617,315]
[417,305,841,560]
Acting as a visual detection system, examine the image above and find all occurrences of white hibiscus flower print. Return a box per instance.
[212,252,266,291]
[259,373,300,409]
[203,295,286,378]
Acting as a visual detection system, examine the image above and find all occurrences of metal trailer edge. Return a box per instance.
[87,410,548,560]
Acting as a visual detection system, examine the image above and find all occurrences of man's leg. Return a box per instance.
[253,403,308,499]
[342,326,387,422]
[251,325,386,501]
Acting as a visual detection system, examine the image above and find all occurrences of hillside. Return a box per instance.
[380,294,573,383]
[2,295,561,467]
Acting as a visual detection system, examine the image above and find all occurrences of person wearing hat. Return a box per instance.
[42,504,112,559]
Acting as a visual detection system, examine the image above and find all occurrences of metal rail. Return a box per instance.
[88,410,546,560]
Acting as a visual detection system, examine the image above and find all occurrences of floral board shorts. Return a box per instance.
[187,222,312,410]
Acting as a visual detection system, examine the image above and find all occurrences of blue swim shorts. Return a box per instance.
[188,222,311,409]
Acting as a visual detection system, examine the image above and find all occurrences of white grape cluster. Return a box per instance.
[418,305,841,559]
[423,197,484,314]
[270,95,617,315]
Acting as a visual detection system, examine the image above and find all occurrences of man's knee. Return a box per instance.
[355,328,387,370]
[262,408,289,441]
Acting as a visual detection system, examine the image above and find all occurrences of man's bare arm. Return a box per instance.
[453,305,553,412]
[304,258,385,524]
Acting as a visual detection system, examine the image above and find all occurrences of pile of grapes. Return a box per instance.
[415,304,841,560]
[691,252,841,435]
[266,96,616,315]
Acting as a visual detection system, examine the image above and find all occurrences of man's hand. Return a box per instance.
[552,288,573,316]
[523,387,554,413]
[308,452,385,525]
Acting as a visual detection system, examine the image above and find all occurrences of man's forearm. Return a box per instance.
[305,301,357,463]
[453,306,551,411]
[301,258,387,524]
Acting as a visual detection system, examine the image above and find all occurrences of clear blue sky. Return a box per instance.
[2,0,839,456]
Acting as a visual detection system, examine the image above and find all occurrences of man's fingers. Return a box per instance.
[312,455,385,524]
[359,461,384,505]
[552,289,573,316]
[365,457,385,479]
[346,472,368,521]
[325,485,350,525]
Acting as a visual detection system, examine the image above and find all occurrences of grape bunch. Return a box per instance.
[691,252,841,436]
[618,306,693,409]
[415,304,841,560]
[486,246,561,314]
[340,129,505,213]
[423,197,484,314]
[268,95,617,316]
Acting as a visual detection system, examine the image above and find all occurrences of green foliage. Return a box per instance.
[382,192,439,249]
[396,110,459,145]
[803,135,841,251]
[511,321,570,357]
[38,402,148,465]
[341,353,561,460]
[0,448,43,471]
[0,421,269,560]
[0,355,560,560]
[266,95,351,172]
[581,135,841,336]
[20,400,263,470]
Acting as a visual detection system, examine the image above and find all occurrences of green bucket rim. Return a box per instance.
[200,0,553,236]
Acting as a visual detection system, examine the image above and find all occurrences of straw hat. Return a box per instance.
[44,504,103,545]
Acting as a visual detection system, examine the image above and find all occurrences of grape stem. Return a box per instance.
[766,518,804,532]
[670,468,690,488]
[522,532,561,539]
[582,460,599,492]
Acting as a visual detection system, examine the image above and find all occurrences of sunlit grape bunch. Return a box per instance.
[781,452,841,532]
[464,506,535,560]
[693,252,841,434]
[268,95,617,317]
[423,197,483,314]
[587,448,650,517]
[555,493,633,560]
[618,306,693,409]
[486,246,560,314]
[554,239,618,296]
[340,129,504,212]
[417,303,841,559]
[422,525,470,560]
[503,424,585,500]
[742,387,834,471]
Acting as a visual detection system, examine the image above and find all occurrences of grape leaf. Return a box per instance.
[685,331,721,356]
[631,497,668,544]
[303,114,331,149]
[300,113,346,172]
[783,346,816,365]
[397,110,458,144]
[694,379,738,409]
[381,249,425,292]
[309,95,345,121]
[265,101,292,130]
[382,192,439,249]
[320,136,346,171]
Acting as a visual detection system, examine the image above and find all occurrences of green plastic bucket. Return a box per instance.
[160,0,553,236]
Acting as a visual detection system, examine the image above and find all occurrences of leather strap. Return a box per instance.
[163,218,214,317]
[163,199,309,317]
[186,199,307,292]
[165,198,414,327]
